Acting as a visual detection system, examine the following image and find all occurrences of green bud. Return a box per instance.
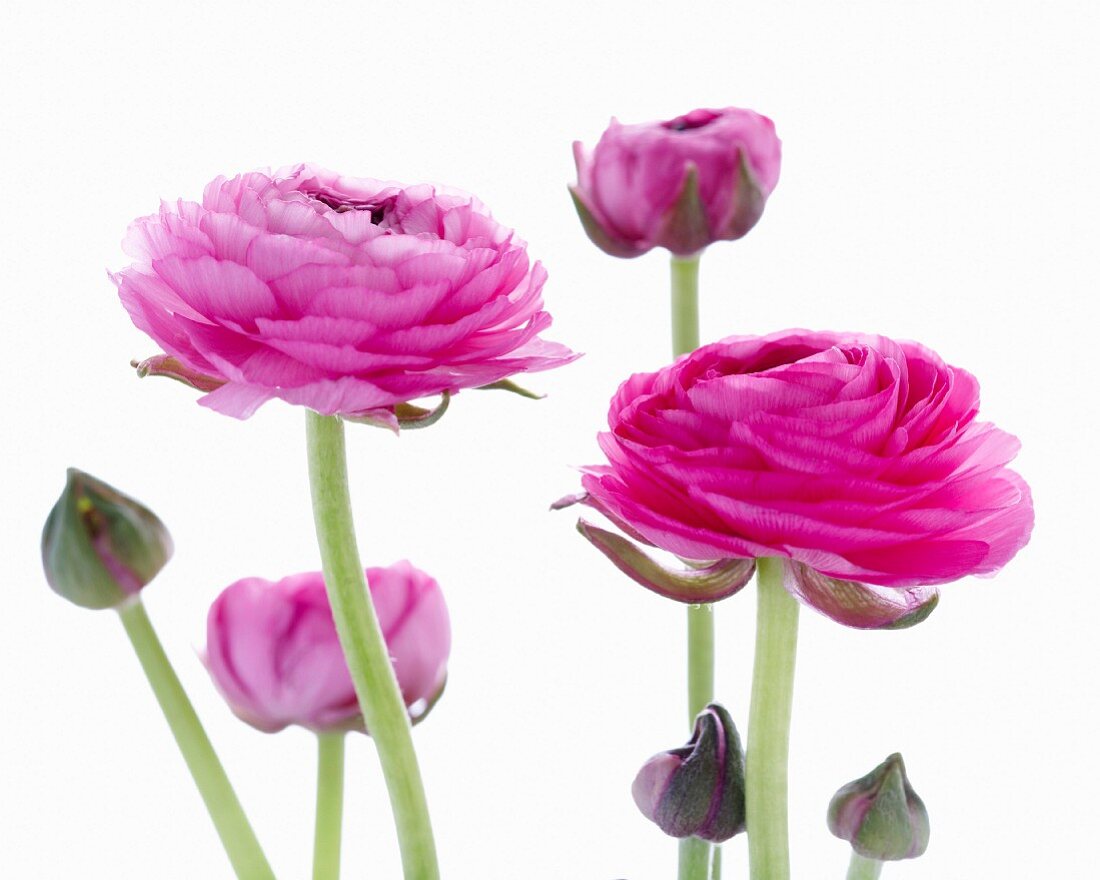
[41,468,173,609]
[827,753,930,861]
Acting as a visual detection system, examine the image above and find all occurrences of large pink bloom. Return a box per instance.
[114,164,576,420]
[574,331,1033,628]
[205,561,450,733]
[571,107,781,258]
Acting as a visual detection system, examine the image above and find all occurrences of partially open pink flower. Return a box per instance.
[570,107,781,258]
[572,330,1033,628]
[205,561,450,733]
[114,164,576,421]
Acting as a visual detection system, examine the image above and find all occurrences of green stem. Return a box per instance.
[116,599,275,880]
[745,558,801,880]
[305,411,439,880]
[846,852,884,880]
[313,732,346,880]
[670,254,701,358]
[686,604,715,721]
[679,839,711,880]
[671,252,715,880]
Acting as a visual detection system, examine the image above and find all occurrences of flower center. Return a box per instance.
[309,191,392,225]
[664,109,721,132]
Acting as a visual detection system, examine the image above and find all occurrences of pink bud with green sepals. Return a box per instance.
[571,107,781,258]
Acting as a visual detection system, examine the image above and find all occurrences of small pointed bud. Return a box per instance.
[828,753,930,861]
[632,703,746,843]
[41,469,173,610]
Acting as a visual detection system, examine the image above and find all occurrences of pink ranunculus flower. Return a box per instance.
[570,107,781,258]
[573,330,1034,629]
[114,164,577,422]
[205,561,450,733]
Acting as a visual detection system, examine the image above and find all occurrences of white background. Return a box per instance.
[1,1,1097,878]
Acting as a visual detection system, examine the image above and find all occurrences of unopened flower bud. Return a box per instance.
[571,107,781,258]
[205,562,451,733]
[632,703,745,842]
[41,468,173,610]
[827,753,930,861]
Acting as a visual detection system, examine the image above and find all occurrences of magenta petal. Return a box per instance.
[576,519,755,604]
[551,491,656,547]
[783,561,938,629]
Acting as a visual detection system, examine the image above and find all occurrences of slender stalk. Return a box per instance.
[670,254,701,358]
[116,599,275,880]
[846,852,884,880]
[671,252,715,880]
[313,732,347,880]
[679,839,711,880]
[685,604,715,720]
[745,558,801,880]
[305,411,439,880]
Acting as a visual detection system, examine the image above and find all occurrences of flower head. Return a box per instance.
[41,468,173,610]
[632,703,746,842]
[574,330,1033,627]
[205,561,450,733]
[828,753,930,861]
[570,107,781,258]
[114,164,576,423]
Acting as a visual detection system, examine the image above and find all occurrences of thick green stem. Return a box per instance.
[116,599,275,880]
[305,411,439,880]
[671,252,715,880]
[745,558,801,880]
[312,732,346,880]
[846,852,884,880]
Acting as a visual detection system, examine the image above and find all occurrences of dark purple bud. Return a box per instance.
[632,703,746,843]
[41,469,173,610]
[828,753,930,861]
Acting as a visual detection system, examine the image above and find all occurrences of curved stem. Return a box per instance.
[745,558,800,880]
[305,411,439,880]
[846,852,884,880]
[116,599,275,880]
[312,732,346,880]
[671,252,715,880]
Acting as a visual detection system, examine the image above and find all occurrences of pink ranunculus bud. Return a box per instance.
[205,561,450,734]
[828,753,930,861]
[631,704,746,843]
[41,468,173,610]
[113,165,577,423]
[578,330,1034,626]
[570,107,781,258]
